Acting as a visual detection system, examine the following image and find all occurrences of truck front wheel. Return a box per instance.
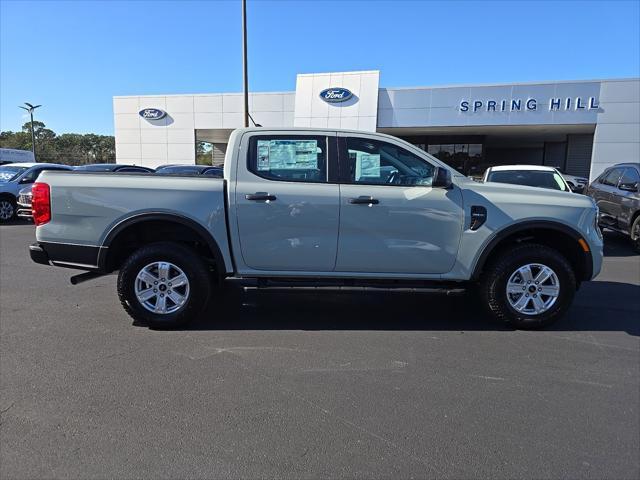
[479,243,577,329]
[117,242,211,328]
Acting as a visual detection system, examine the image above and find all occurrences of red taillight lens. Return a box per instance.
[32,182,51,226]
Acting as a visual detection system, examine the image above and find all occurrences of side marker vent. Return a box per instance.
[470,206,487,231]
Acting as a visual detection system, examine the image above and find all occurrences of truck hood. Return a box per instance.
[457,177,595,210]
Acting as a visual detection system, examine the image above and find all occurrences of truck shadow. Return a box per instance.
[179,280,640,336]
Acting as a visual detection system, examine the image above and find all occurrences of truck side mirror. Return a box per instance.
[432,167,452,189]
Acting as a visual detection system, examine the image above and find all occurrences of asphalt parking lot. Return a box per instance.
[1,221,639,479]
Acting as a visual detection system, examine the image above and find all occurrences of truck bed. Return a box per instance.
[34,170,230,270]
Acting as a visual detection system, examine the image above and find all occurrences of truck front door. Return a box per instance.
[335,135,464,275]
[234,133,340,272]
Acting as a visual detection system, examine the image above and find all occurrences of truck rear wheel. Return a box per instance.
[117,242,211,328]
[479,243,576,329]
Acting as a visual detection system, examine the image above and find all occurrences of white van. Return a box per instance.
[0,148,35,165]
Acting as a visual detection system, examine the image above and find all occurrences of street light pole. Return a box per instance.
[19,102,42,161]
[242,0,249,128]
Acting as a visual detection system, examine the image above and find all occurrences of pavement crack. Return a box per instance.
[0,401,15,416]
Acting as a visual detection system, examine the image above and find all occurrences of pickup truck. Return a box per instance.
[29,127,603,329]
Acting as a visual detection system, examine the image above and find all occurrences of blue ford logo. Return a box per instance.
[320,88,353,103]
[139,108,167,120]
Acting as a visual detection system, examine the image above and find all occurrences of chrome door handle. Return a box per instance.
[349,196,379,205]
[245,192,277,201]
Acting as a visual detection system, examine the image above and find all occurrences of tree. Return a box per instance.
[0,121,115,164]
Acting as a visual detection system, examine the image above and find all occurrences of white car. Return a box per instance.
[482,165,572,192]
[557,170,589,193]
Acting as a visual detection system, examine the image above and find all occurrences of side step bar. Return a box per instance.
[227,277,467,295]
[242,285,466,295]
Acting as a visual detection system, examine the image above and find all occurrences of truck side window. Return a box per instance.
[344,137,435,186]
[248,136,328,183]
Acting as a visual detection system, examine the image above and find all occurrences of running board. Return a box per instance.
[242,285,466,295]
[227,277,467,295]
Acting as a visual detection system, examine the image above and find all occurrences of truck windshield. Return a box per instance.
[487,170,568,191]
[0,166,28,182]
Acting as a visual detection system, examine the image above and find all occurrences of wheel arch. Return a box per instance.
[0,192,16,201]
[99,213,226,277]
[471,220,593,282]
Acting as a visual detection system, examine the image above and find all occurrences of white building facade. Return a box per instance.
[114,71,639,180]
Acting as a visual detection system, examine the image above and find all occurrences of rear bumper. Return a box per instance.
[29,242,104,271]
[29,243,50,265]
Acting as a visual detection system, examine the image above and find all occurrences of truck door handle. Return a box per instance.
[349,196,379,205]
[245,192,277,201]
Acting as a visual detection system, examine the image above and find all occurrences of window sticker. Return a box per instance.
[256,140,319,171]
[257,143,270,171]
[354,152,381,180]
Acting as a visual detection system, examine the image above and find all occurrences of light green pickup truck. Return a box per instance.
[29,128,603,329]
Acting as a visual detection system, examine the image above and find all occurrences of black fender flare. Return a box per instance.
[470,220,593,281]
[98,212,226,273]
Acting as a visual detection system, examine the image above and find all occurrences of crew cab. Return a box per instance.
[29,128,603,329]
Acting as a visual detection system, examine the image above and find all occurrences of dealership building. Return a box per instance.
[113,71,639,180]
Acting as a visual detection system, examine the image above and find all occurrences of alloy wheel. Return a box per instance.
[134,261,190,314]
[506,263,560,315]
[0,200,14,221]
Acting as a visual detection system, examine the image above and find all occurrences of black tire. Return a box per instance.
[0,197,16,222]
[117,242,212,329]
[479,243,576,329]
[630,215,640,254]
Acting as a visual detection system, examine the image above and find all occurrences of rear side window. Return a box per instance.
[248,136,328,183]
[601,168,623,186]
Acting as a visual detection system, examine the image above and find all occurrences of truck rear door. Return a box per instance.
[233,132,340,272]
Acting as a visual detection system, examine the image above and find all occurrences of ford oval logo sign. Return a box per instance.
[319,88,353,103]
[139,108,167,120]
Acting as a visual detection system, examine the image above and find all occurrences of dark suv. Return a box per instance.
[586,162,640,252]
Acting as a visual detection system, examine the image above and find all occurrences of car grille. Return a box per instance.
[17,194,32,207]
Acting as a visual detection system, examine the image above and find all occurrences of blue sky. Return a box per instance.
[1,0,638,135]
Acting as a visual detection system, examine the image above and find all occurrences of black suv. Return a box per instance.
[586,162,640,252]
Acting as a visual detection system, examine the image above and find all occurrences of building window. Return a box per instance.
[196,141,213,165]
[427,143,484,177]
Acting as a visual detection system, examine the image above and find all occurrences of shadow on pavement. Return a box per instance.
[166,280,640,336]
[0,218,33,226]
[603,230,638,257]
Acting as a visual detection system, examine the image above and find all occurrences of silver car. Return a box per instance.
[0,163,72,221]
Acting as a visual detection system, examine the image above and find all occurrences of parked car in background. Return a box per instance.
[0,163,73,222]
[483,165,571,192]
[557,169,589,193]
[16,185,34,220]
[74,163,154,173]
[0,147,35,165]
[155,164,224,177]
[586,162,640,252]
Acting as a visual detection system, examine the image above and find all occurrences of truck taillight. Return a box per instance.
[32,182,51,226]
